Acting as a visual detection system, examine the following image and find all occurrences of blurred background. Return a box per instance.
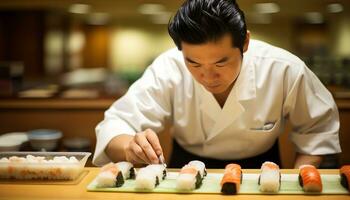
[0,0,349,168]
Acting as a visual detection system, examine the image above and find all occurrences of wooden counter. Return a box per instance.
[0,168,348,200]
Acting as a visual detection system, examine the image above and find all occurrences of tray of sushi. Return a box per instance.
[0,151,91,180]
[87,161,350,195]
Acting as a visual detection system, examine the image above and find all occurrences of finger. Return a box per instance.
[145,129,163,156]
[125,144,144,164]
[135,132,159,164]
[129,154,145,165]
[130,139,151,164]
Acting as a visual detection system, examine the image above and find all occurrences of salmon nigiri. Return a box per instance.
[340,165,350,191]
[298,165,322,192]
[220,163,242,194]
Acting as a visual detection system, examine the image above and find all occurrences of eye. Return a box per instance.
[187,61,201,68]
[215,63,226,67]
[191,64,201,68]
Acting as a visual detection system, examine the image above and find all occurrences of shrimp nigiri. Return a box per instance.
[176,161,205,191]
[258,161,281,192]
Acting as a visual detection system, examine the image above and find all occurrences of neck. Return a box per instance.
[213,84,234,108]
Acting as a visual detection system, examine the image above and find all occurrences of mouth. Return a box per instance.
[205,84,221,89]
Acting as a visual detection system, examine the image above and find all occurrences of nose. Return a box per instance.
[200,65,220,80]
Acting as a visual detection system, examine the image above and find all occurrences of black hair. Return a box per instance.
[168,0,247,54]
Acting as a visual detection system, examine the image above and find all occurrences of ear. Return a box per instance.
[243,30,250,53]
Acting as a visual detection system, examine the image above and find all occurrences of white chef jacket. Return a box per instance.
[93,39,341,166]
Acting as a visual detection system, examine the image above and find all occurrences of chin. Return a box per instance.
[204,85,227,94]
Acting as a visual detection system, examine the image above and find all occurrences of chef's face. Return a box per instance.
[181,33,249,95]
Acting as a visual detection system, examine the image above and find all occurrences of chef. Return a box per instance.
[93,0,341,168]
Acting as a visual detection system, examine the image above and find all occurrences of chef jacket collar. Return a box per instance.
[236,54,256,102]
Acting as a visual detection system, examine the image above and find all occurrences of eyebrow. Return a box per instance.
[185,56,229,65]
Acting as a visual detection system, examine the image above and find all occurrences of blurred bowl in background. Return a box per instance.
[0,140,21,151]
[28,129,62,151]
[63,137,91,152]
[0,132,28,151]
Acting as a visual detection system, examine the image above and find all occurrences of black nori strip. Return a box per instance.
[279,172,281,190]
[115,172,124,187]
[298,173,304,187]
[340,173,349,191]
[162,169,167,180]
[155,176,159,186]
[240,170,243,184]
[195,172,203,189]
[258,174,261,185]
[204,169,207,177]
[221,182,237,195]
[129,168,136,179]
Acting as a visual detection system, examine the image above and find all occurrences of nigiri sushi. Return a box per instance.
[146,164,167,181]
[220,163,242,194]
[95,163,122,187]
[298,165,322,192]
[176,160,206,191]
[95,161,135,188]
[258,161,281,193]
[340,165,350,191]
[135,164,167,190]
[188,160,207,177]
[115,161,136,180]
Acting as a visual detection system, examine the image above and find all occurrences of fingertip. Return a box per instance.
[151,157,159,164]
[155,149,163,156]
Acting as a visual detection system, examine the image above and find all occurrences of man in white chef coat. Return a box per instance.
[93,0,341,168]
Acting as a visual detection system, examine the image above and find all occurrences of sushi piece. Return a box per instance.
[298,165,322,192]
[95,161,135,188]
[258,161,281,193]
[176,161,206,191]
[340,165,350,191]
[135,167,157,190]
[115,161,136,179]
[95,162,122,187]
[176,165,201,190]
[146,164,167,181]
[188,160,207,177]
[135,164,166,190]
[220,163,242,194]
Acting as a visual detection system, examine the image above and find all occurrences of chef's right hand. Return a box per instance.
[124,128,163,165]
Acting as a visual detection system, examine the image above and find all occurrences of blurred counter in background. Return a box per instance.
[0,97,115,151]
[0,97,116,167]
[0,96,173,167]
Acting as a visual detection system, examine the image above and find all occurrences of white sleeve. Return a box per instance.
[92,55,175,166]
[283,64,341,155]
